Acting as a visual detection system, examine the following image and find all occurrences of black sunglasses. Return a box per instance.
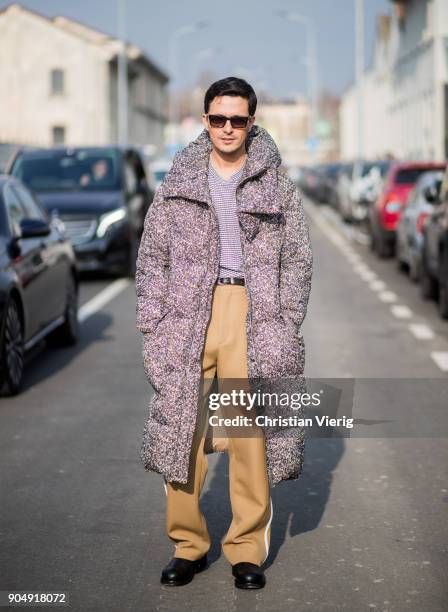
[207,114,251,129]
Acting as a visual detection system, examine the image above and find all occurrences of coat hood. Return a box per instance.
[162,125,283,204]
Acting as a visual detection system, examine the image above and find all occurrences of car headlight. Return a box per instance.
[384,201,402,213]
[96,207,127,238]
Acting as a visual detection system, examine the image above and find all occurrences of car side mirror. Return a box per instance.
[136,177,150,195]
[19,217,51,239]
[423,184,439,204]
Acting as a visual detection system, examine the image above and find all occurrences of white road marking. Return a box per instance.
[430,352,448,372]
[345,250,361,259]
[356,270,378,282]
[379,291,398,303]
[78,278,132,323]
[353,231,370,246]
[409,324,435,340]
[359,270,378,282]
[369,280,387,291]
[390,304,413,319]
[353,264,371,274]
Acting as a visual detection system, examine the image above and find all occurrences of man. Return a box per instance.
[79,158,111,188]
[135,77,313,590]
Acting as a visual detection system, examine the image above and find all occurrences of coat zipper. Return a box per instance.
[196,192,220,366]
[235,185,257,378]
[234,167,266,378]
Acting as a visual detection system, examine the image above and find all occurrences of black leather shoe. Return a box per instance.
[232,562,266,589]
[160,555,208,586]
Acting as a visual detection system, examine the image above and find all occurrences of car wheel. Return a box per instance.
[46,274,79,348]
[439,278,448,319]
[420,251,438,300]
[396,242,408,272]
[369,228,376,252]
[410,260,420,283]
[397,258,408,272]
[0,298,24,395]
[438,253,448,320]
[377,235,393,258]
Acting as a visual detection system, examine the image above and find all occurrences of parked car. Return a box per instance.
[298,166,325,202]
[0,175,79,395]
[350,161,391,223]
[318,162,344,208]
[337,160,390,223]
[335,162,355,221]
[396,170,444,280]
[7,146,154,277]
[420,165,448,319]
[0,143,19,174]
[368,162,446,258]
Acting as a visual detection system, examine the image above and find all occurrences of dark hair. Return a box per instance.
[204,77,257,116]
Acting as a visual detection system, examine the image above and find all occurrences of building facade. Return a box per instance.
[257,96,339,167]
[257,98,311,167]
[340,0,448,161]
[0,3,169,154]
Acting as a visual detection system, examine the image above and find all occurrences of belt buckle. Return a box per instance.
[217,276,245,286]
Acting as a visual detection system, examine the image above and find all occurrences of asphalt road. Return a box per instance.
[0,199,447,612]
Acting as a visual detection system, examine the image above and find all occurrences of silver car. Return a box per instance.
[337,160,389,223]
[396,170,444,281]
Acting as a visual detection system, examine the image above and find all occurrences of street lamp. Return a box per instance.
[276,9,319,142]
[355,0,365,161]
[117,0,128,145]
[168,21,208,146]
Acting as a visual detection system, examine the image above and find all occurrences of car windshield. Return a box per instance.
[154,170,168,182]
[11,149,121,192]
[361,161,389,177]
[325,164,342,178]
[395,167,445,185]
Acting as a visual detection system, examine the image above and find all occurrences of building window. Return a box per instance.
[52,126,66,145]
[50,69,65,95]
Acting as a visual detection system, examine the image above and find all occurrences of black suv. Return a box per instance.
[7,146,154,276]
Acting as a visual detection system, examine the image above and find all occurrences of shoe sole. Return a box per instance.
[234,580,265,589]
[161,559,208,587]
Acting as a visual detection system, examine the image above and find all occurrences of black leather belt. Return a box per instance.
[216,277,245,286]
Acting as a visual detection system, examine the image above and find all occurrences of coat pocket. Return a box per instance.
[141,310,170,392]
[253,316,303,378]
[142,312,191,392]
[280,314,305,365]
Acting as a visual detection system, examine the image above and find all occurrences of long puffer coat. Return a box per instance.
[135,124,313,486]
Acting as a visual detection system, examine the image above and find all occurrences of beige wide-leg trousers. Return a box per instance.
[164,284,273,566]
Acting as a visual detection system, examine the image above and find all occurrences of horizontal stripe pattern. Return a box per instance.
[208,159,246,279]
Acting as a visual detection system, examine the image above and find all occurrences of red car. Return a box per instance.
[368,162,446,257]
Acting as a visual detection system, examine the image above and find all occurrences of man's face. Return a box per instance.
[202,95,255,156]
[93,160,108,179]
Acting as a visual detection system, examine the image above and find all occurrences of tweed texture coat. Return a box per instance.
[135,124,313,486]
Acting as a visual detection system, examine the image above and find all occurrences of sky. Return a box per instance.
[2,0,392,99]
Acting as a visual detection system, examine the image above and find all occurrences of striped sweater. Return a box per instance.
[207,157,247,279]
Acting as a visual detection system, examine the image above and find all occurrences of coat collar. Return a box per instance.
[162,125,283,215]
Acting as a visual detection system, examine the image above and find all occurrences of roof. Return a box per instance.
[9,145,145,157]
[391,161,446,170]
[0,3,169,83]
